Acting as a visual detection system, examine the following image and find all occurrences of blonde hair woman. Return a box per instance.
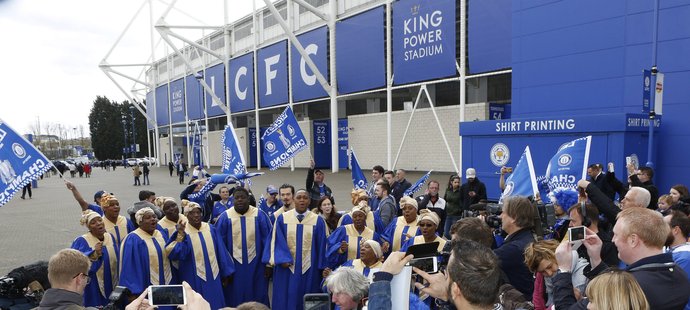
[585,270,649,310]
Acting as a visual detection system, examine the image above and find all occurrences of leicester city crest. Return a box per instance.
[490,143,510,167]
[558,154,572,166]
[265,141,276,153]
[12,143,26,159]
[287,125,296,137]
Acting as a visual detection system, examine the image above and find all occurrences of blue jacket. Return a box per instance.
[493,229,536,301]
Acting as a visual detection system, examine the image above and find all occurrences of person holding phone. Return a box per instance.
[524,240,587,309]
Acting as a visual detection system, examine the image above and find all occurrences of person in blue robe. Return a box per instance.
[263,189,329,310]
[321,239,384,293]
[400,209,447,253]
[382,196,422,253]
[70,211,119,307]
[215,187,273,307]
[166,201,235,310]
[327,204,387,268]
[180,179,221,222]
[119,208,175,301]
[338,189,385,233]
[65,182,134,244]
[156,199,188,242]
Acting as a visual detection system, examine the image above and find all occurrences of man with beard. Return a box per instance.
[215,187,273,307]
[166,201,235,310]
[664,211,690,285]
[263,189,328,310]
[272,184,296,222]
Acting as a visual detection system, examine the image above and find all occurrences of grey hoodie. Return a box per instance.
[35,288,92,310]
[127,200,163,219]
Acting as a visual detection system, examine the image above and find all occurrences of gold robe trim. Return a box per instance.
[392,216,419,252]
[283,210,317,274]
[226,206,258,264]
[337,210,376,231]
[132,229,172,285]
[158,214,188,239]
[186,223,219,281]
[82,232,118,297]
[351,259,383,281]
[344,225,375,260]
[104,215,128,245]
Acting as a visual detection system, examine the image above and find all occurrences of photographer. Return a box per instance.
[493,196,537,301]
[36,249,95,310]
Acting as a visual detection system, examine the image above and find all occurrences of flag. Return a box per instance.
[261,106,308,170]
[188,172,264,200]
[544,136,592,192]
[192,122,202,166]
[405,170,432,196]
[499,146,538,203]
[221,123,247,175]
[350,148,368,190]
[0,120,53,206]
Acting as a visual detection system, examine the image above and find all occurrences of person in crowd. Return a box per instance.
[499,166,510,191]
[327,204,386,268]
[210,186,233,224]
[371,181,396,232]
[166,201,235,310]
[325,267,370,310]
[664,211,690,286]
[450,217,494,246]
[547,188,576,241]
[577,179,650,225]
[553,207,690,309]
[272,183,296,220]
[369,239,502,310]
[306,159,334,210]
[189,165,204,184]
[70,211,119,307]
[127,190,163,221]
[382,196,421,253]
[119,208,175,301]
[132,164,141,186]
[391,169,411,209]
[368,165,385,211]
[142,162,150,185]
[524,240,587,309]
[657,194,674,216]
[337,240,384,281]
[177,160,187,185]
[567,202,619,267]
[35,249,92,310]
[627,164,659,209]
[400,209,445,253]
[20,182,32,199]
[460,168,487,213]
[157,199,187,242]
[314,196,341,234]
[494,196,536,300]
[168,161,174,177]
[66,181,134,245]
[587,163,616,201]
[258,185,283,223]
[180,179,221,223]
[443,175,462,239]
[215,187,273,307]
[263,189,329,310]
[584,270,649,310]
[670,184,690,211]
[415,180,446,236]
[338,189,383,233]
[83,162,91,178]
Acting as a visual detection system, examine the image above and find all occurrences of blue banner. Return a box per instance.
[146,91,154,129]
[545,136,592,191]
[468,0,511,74]
[313,120,330,168]
[204,63,226,117]
[221,123,247,175]
[258,40,289,108]
[185,74,204,120]
[350,148,368,190]
[642,69,651,113]
[292,27,328,102]
[169,78,185,124]
[155,85,169,126]
[230,53,255,112]
[405,170,432,196]
[261,107,309,170]
[0,120,53,206]
[499,146,538,203]
[336,6,386,94]
[392,0,456,85]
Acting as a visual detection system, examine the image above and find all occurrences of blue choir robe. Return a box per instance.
[326,224,382,268]
[119,228,175,295]
[382,216,421,252]
[166,222,234,310]
[88,204,134,245]
[258,196,283,224]
[337,210,384,234]
[400,235,447,253]
[157,215,189,242]
[215,206,273,307]
[263,210,328,310]
[342,259,383,282]
[71,232,119,307]
[211,199,233,224]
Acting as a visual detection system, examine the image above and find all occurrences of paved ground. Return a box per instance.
[0,165,446,275]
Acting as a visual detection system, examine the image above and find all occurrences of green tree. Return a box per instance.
[89,96,125,160]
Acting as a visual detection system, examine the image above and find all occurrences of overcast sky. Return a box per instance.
[0,0,256,136]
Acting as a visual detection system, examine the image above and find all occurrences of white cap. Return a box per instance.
[466,168,476,178]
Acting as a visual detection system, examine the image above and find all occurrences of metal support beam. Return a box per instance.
[385,0,393,169]
[292,0,329,21]
[328,0,338,173]
[158,24,223,60]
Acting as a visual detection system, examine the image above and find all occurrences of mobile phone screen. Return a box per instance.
[149,285,185,306]
[304,293,330,310]
[569,226,585,242]
[409,257,438,274]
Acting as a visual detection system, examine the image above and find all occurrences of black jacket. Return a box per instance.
[494,229,536,301]
[553,253,690,310]
[629,174,659,209]
[590,172,616,201]
[460,178,487,210]
[391,179,412,208]
[306,168,333,209]
[585,183,620,225]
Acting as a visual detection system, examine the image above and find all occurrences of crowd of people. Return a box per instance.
[33,160,690,310]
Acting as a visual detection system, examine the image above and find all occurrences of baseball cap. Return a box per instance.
[94,190,106,201]
[466,168,476,179]
[267,185,278,195]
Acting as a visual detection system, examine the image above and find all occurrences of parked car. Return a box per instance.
[126,158,140,167]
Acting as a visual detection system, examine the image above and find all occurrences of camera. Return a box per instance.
[102,286,131,310]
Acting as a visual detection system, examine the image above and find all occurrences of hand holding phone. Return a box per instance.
[148,285,186,307]
[568,226,586,251]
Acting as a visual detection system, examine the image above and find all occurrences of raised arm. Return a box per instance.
[65,180,90,211]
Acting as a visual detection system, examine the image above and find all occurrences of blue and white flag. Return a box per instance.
[350,148,368,190]
[188,172,264,200]
[545,136,592,192]
[499,146,538,204]
[0,120,53,206]
[261,106,309,170]
[405,170,433,196]
[221,123,247,175]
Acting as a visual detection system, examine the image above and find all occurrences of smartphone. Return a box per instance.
[506,167,513,173]
[148,285,186,307]
[409,256,439,274]
[607,162,614,173]
[625,156,632,166]
[304,293,330,310]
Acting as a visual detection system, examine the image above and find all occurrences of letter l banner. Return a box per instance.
[544,136,592,192]
[0,119,53,206]
[499,146,538,204]
[261,106,309,170]
[221,123,247,175]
